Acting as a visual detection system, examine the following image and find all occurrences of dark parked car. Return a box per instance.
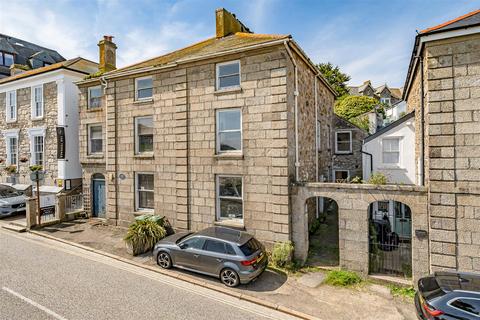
[153,227,268,287]
[415,271,480,319]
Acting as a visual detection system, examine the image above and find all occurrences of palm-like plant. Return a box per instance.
[124,219,166,256]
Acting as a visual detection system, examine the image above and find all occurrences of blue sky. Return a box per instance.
[0,0,478,87]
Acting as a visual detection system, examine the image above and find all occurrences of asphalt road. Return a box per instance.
[0,228,298,320]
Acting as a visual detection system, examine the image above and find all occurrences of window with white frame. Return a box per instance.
[316,120,321,150]
[216,176,243,221]
[31,85,44,118]
[380,97,391,105]
[216,61,240,90]
[6,90,16,122]
[135,116,153,154]
[216,108,242,153]
[382,138,400,164]
[136,173,154,210]
[88,124,103,155]
[32,135,44,166]
[135,77,153,100]
[333,170,349,182]
[88,86,102,109]
[335,131,352,154]
[3,130,19,167]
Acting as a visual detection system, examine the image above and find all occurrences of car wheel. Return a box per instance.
[220,268,240,287]
[157,252,172,269]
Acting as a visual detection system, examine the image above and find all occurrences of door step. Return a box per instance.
[2,223,26,233]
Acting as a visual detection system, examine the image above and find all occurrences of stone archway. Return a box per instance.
[291,182,429,283]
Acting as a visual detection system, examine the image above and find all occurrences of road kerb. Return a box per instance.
[27,230,321,320]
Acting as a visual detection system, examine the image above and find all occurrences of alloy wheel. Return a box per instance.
[157,252,171,268]
[221,269,239,287]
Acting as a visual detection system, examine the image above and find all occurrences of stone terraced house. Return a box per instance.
[0,58,98,191]
[403,9,480,273]
[76,8,336,245]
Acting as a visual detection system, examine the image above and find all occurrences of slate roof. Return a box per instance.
[0,57,98,85]
[349,81,402,98]
[364,111,415,143]
[106,32,290,75]
[421,9,480,34]
[0,33,65,78]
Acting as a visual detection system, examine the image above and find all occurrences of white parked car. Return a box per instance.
[0,185,27,217]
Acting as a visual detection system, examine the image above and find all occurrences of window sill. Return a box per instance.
[134,153,154,159]
[334,152,353,155]
[133,98,154,105]
[378,165,405,170]
[214,86,242,95]
[134,209,154,216]
[214,153,244,160]
[31,117,44,121]
[87,154,104,159]
[6,120,17,124]
[86,107,103,113]
[214,220,245,229]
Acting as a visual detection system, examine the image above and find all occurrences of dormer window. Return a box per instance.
[1,52,14,67]
[380,97,391,105]
[216,60,241,90]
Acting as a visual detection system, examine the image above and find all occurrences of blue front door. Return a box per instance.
[92,178,106,218]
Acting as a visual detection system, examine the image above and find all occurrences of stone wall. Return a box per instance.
[332,115,366,180]
[291,182,429,284]
[423,33,480,272]
[0,82,58,186]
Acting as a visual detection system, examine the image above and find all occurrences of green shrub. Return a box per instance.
[324,270,362,287]
[334,95,379,120]
[367,172,388,185]
[350,176,363,184]
[270,241,294,268]
[389,285,416,299]
[124,219,166,256]
[309,219,322,235]
[4,165,16,174]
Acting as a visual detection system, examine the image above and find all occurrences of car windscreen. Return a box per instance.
[450,298,480,316]
[239,238,261,256]
[0,187,22,198]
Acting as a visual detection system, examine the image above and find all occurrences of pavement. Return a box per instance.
[20,219,418,320]
[0,228,298,320]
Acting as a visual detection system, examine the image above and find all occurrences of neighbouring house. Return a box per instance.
[348,80,403,106]
[0,34,65,79]
[75,8,336,245]
[0,57,98,192]
[385,100,407,123]
[362,111,416,184]
[332,114,367,181]
[403,9,480,273]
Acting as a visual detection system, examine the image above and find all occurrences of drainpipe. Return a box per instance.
[284,40,300,182]
[315,77,319,182]
[417,55,425,186]
[361,146,373,176]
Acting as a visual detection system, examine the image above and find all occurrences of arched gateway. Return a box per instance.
[291,182,429,283]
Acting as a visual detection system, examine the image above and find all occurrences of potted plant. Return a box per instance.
[4,165,16,174]
[29,165,43,172]
[19,155,29,163]
[124,219,166,256]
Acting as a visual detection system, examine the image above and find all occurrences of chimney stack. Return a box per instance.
[98,35,117,73]
[215,8,252,38]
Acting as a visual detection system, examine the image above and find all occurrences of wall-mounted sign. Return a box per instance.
[56,127,66,159]
[40,194,56,208]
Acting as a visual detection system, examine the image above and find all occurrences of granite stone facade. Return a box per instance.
[406,33,480,273]
[77,45,335,245]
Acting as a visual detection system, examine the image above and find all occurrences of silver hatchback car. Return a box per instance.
[153,227,268,287]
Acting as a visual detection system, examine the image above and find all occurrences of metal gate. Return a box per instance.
[368,201,412,277]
